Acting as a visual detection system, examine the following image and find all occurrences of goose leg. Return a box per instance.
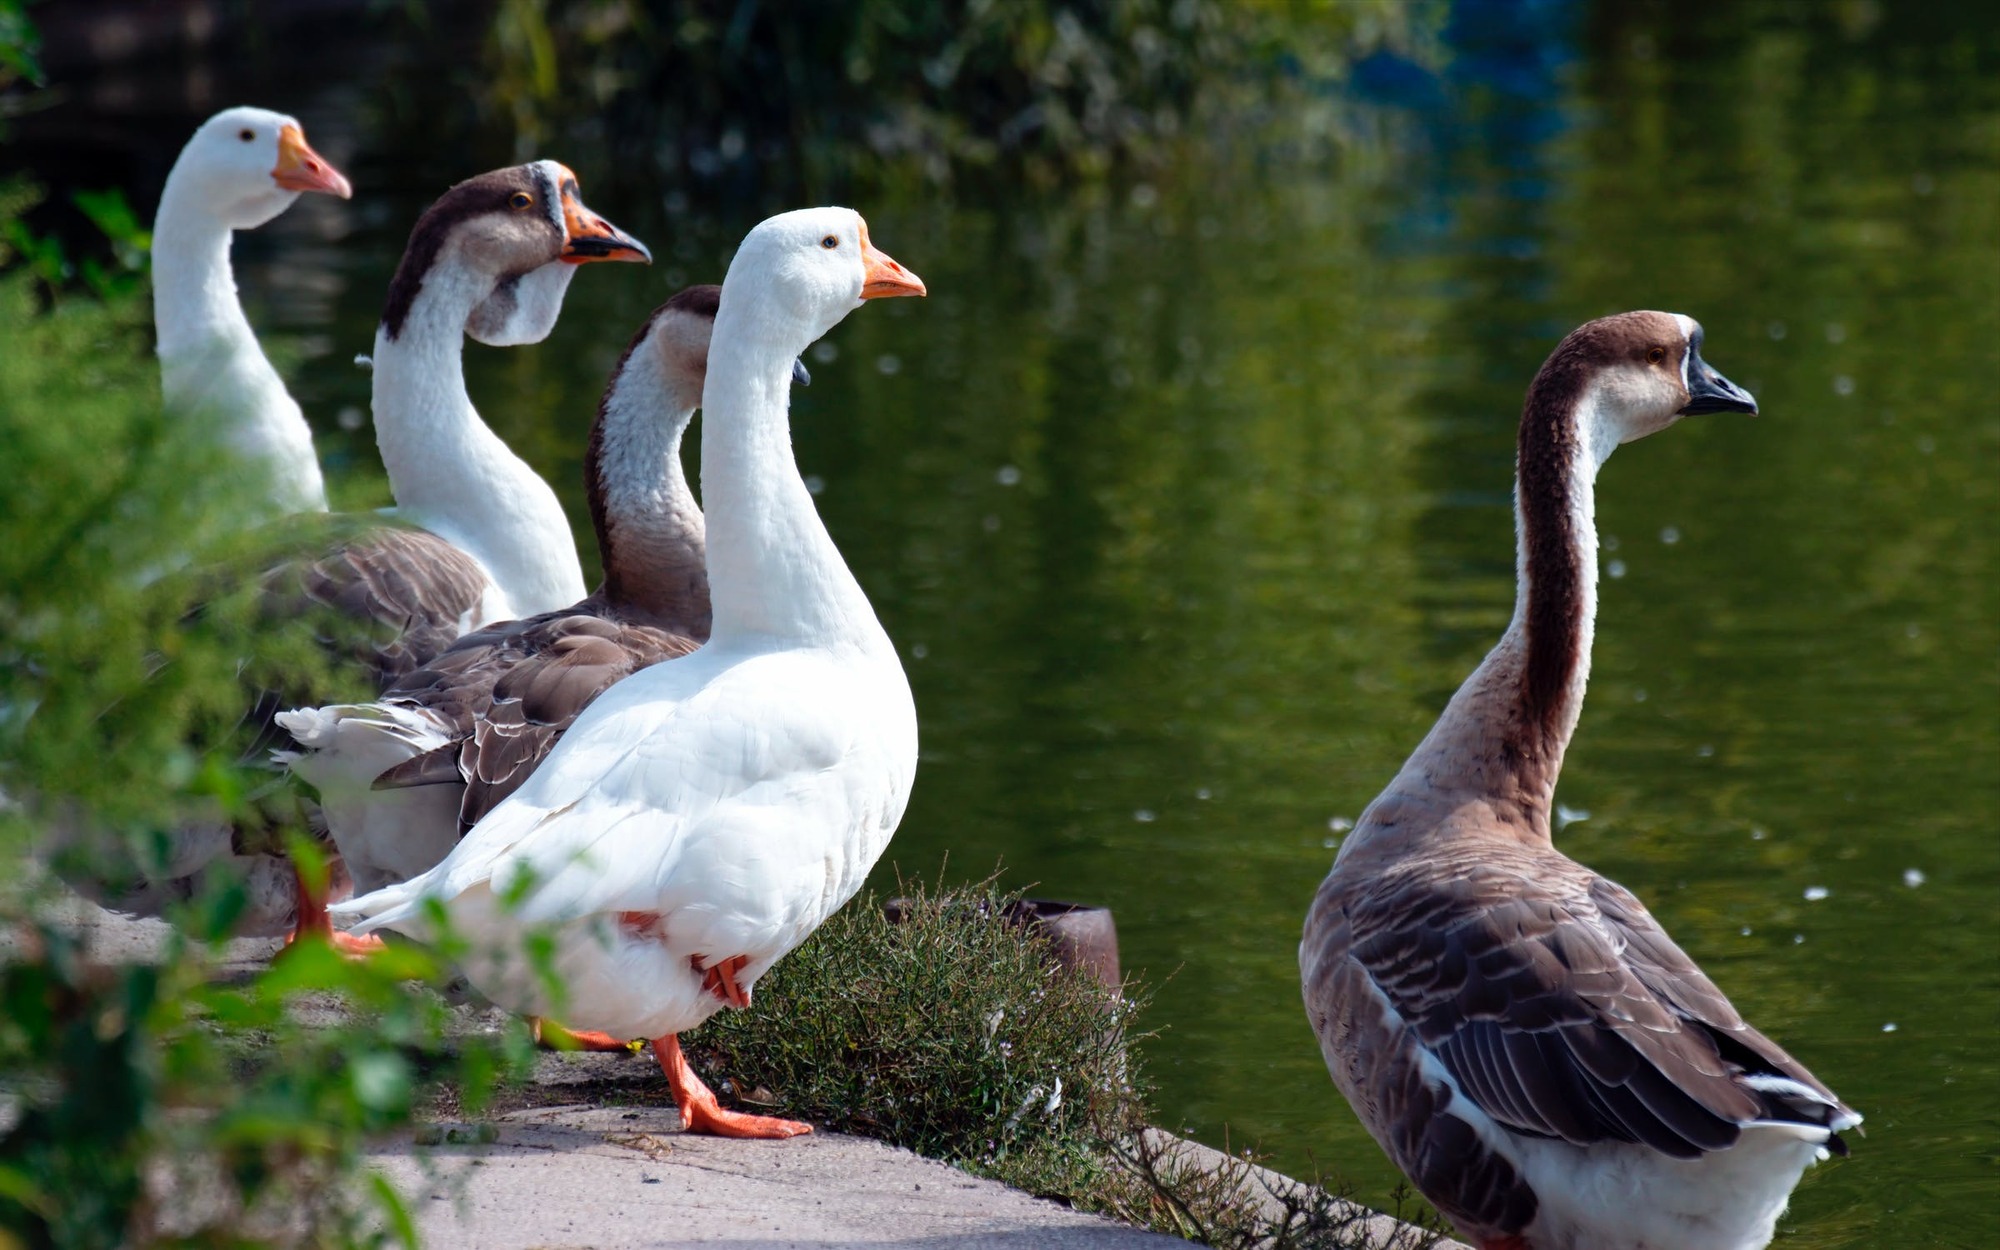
[696,953,752,1007]
[530,1017,643,1053]
[653,1034,811,1139]
[284,863,385,957]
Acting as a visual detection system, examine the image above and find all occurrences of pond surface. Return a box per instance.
[11,2,1996,1244]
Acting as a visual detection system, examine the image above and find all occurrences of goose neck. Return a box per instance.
[151,188,253,363]
[699,318,880,649]
[369,271,488,506]
[587,347,709,635]
[368,267,586,616]
[1369,387,1613,847]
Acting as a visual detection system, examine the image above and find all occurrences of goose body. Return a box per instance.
[1300,312,1856,1250]
[280,286,742,895]
[334,208,927,1136]
[152,106,351,515]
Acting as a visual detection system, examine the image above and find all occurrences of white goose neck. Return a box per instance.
[370,267,585,617]
[151,190,250,359]
[152,181,328,514]
[699,312,884,650]
[590,343,709,633]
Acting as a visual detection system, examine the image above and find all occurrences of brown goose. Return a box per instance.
[276,287,807,900]
[1300,312,1856,1250]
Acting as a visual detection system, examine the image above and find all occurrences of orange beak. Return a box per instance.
[271,123,353,199]
[559,179,650,265]
[858,220,925,300]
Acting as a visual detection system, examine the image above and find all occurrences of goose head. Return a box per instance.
[724,207,924,345]
[168,107,351,230]
[1554,311,1758,450]
[381,160,649,346]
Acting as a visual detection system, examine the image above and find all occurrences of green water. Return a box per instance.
[15,2,1998,1243]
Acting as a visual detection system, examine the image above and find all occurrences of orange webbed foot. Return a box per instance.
[329,930,387,957]
[285,864,382,960]
[654,1034,811,1139]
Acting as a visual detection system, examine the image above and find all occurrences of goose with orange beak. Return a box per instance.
[334,209,924,1137]
[153,107,353,515]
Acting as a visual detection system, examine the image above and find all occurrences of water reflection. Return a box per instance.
[7,3,1996,1244]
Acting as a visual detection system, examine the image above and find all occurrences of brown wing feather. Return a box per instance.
[372,602,697,834]
[291,526,492,684]
[237,524,492,764]
[1333,850,1846,1158]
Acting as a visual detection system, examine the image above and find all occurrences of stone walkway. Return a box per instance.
[375,1102,1179,1249]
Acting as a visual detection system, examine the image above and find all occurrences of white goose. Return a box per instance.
[334,208,926,1136]
[1300,312,1857,1250]
[153,106,351,514]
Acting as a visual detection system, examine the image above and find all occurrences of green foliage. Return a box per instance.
[0,183,151,301]
[694,881,1135,1164]
[0,911,529,1248]
[0,0,41,89]
[0,190,529,1249]
[0,227,336,843]
[471,0,1429,190]
[69,189,151,300]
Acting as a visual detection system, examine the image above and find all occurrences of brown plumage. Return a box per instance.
[381,165,564,342]
[1301,313,1848,1250]
[267,525,491,686]
[362,290,724,832]
[372,601,698,832]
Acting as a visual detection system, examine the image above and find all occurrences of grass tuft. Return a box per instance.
[689,879,1444,1249]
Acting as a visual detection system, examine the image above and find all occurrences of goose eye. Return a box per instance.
[238,129,255,143]
[510,192,535,210]
[1646,346,1667,365]
[820,235,839,249]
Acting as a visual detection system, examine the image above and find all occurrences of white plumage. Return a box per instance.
[334,207,927,1136]
[152,106,352,516]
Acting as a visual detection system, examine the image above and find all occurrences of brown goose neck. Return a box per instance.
[1359,370,1604,851]
[1513,359,1600,769]
[582,324,711,636]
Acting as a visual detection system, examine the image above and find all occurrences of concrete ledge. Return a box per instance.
[1136,1132,1468,1250]
[374,1103,1181,1249]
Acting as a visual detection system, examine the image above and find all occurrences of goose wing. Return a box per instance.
[1339,859,1853,1159]
[265,524,492,685]
[341,651,865,936]
[371,606,699,832]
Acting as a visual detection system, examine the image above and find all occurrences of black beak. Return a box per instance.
[792,358,811,387]
[1680,347,1758,416]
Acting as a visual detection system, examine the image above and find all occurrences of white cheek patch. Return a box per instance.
[528,160,567,238]
[1672,313,1697,391]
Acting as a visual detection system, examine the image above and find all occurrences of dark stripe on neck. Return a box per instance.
[1515,339,1593,753]
[584,311,663,603]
